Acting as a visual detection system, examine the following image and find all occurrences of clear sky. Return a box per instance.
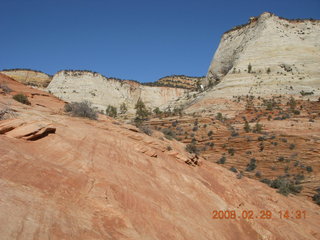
[1,0,319,82]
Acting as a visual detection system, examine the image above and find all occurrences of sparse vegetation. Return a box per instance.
[270,176,302,196]
[138,125,152,136]
[248,63,252,73]
[106,105,117,118]
[246,158,257,171]
[244,120,251,133]
[0,83,12,93]
[13,93,31,105]
[217,156,226,164]
[135,98,150,124]
[186,143,199,155]
[64,101,97,120]
[120,102,127,114]
[252,122,263,133]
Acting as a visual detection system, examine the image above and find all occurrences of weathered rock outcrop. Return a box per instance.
[0,69,52,87]
[206,12,320,98]
[1,73,320,239]
[147,75,204,90]
[47,70,186,113]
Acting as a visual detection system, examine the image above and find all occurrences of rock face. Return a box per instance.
[1,74,320,239]
[47,70,186,113]
[0,69,52,87]
[206,12,320,98]
[153,75,204,90]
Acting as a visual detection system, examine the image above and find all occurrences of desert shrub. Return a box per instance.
[231,131,239,137]
[13,93,30,105]
[172,120,178,127]
[228,148,235,156]
[278,156,285,162]
[270,176,302,196]
[263,98,278,111]
[192,126,198,131]
[153,107,162,115]
[258,136,265,141]
[229,166,237,173]
[287,97,297,110]
[313,193,320,205]
[244,120,251,133]
[207,130,213,137]
[289,144,296,150]
[217,156,226,164]
[186,143,199,154]
[64,101,97,120]
[166,145,172,151]
[246,158,257,171]
[306,166,313,172]
[209,142,214,148]
[292,109,300,115]
[0,83,12,93]
[252,122,263,133]
[139,125,152,136]
[300,90,313,96]
[260,178,271,185]
[266,68,271,74]
[106,105,117,118]
[120,102,127,114]
[216,112,224,121]
[255,171,262,178]
[161,128,176,140]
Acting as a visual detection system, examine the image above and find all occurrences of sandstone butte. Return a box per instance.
[1,72,320,240]
[0,69,52,88]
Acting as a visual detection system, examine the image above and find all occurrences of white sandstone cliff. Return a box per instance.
[47,70,186,113]
[205,12,320,98]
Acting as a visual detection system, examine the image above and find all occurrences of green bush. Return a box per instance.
[270,176,302,196]
[13,93,31,105]
[135,98,149,122]
[64,101,97,120]
[186,143,199,154]
[106,105,117,118]
[229,166,237,173]
[306,166,313,172]
[120,103,127,114]
[217,156,226,164]
[228,148,235,156]
[246,158,257,171]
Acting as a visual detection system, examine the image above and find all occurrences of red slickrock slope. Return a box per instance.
[0,74,320,239]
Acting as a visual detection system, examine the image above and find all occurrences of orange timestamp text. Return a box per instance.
[212,210,306,220]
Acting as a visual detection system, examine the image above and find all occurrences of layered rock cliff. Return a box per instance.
[205,12,320,98]
[47,70,186,113]
[0,69,52,87]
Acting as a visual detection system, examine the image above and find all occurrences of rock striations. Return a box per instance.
[206,12,320,98]
[1,73,320,240]
[47,70,186,113]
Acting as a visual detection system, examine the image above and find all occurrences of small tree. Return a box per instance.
[135,98,149,123]
[244,120,251,133]
[106,105,117,118]
[120,102,127,114]
[248,63,252,73]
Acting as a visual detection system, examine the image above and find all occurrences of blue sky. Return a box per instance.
[1,0,319,82]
